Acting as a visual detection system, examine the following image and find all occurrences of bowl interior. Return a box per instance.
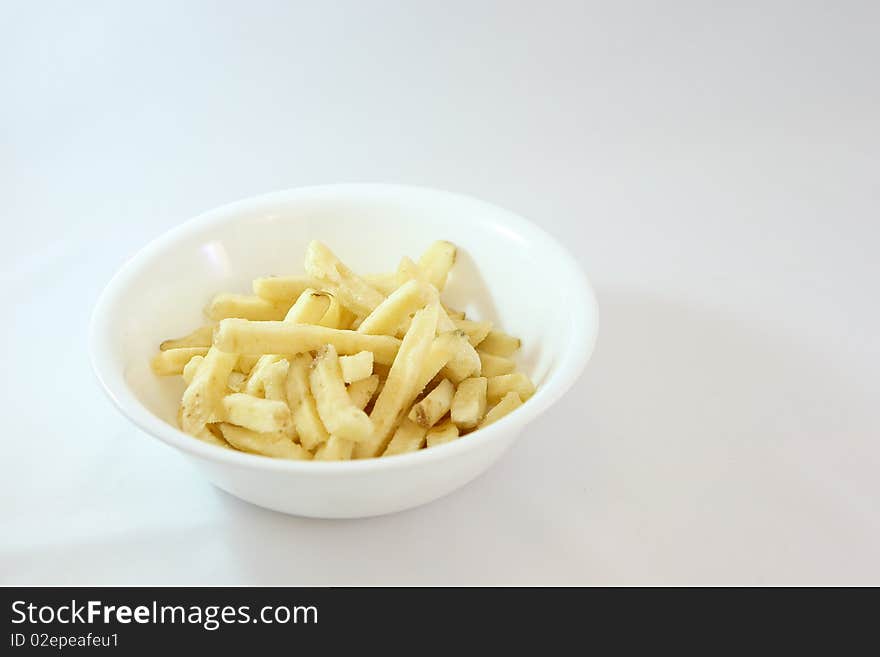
[97,185,596,437]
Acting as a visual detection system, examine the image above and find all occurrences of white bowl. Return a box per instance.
[90,184,598,518]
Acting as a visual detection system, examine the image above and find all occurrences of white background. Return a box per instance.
[2,1,878,585]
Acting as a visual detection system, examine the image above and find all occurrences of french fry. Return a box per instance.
[347,374,379,410]
[286,353,329,451]
[442,306,465,320]
[244,287,331,395]
[478,350,516,377]
[304,240,384,316]
[152,347,209,376]
[309,345,373,442]
[160,325,215,350]
[355,303,439,458]
[418,240,456,291]
[450,376,487,429]
[314,435,355,461]
[341,308,359,329]
[383,419,428,456]
[243,354,284,396]
[357,279,436,336]
[179,346,239,439]
[182,355,204,385]
[227,371,246,392]
[214,319,401,365]
[407,378,454,428]
[372,362,391,380]
[413,330,471,396]
[479,391,522,428]
[339,350,373,383]
[284,287,331,323]
[218,424,311,460]
[235,355,260,374]
[440,339,481,384]
[222,393,291,434]
[262,359,290,403]
[205,293,291,321]
[477,330,522,357]
[437,306,457,333]
[395,256,424,286]
[252,275,322,303]
[390,264,456,335]
[426,420,459,448]
[315,290,347,328]
[487,372,535,405]
[363,272,398,295]
[452,318,492,346]
[203,424,232,447]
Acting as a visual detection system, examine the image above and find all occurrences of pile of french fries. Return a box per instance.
[151,240,534,460]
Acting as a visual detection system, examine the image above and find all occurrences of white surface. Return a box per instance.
[90,185,596,517]
[1,0,878,584]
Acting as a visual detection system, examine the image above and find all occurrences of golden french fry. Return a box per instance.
[487,372,535,405]
[304,240,385,316]
[355,303,439,458]
[235,355,260,374]
[479,391,522,428]
[426,420,459,448]
[408,378,454,428]
[478,330,522,357]
[478,350,515,377]
[314,435,355,461]
[214,319,401,364]
[205,293,291,321]
[450,376,488,429]
[222,393,291,434]
[383,419,428,456]
[182,355,205,385]
[452,318,492,346]
[252,275,323,303]
[160,325,215,350]
[347,374,379,410]
[286,353,329,451]
[152,347,209,376]
[218,423,311,460]
[227,371,246,392]
[338,350,373,383]
[357,279,436,336]
[310,345,373,442]
[179,347,239,439]
[417,240,456,291]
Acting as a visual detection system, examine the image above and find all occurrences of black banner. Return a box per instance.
[0,587,866,652]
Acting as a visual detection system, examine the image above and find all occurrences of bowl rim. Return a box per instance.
[89,183,598,472]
